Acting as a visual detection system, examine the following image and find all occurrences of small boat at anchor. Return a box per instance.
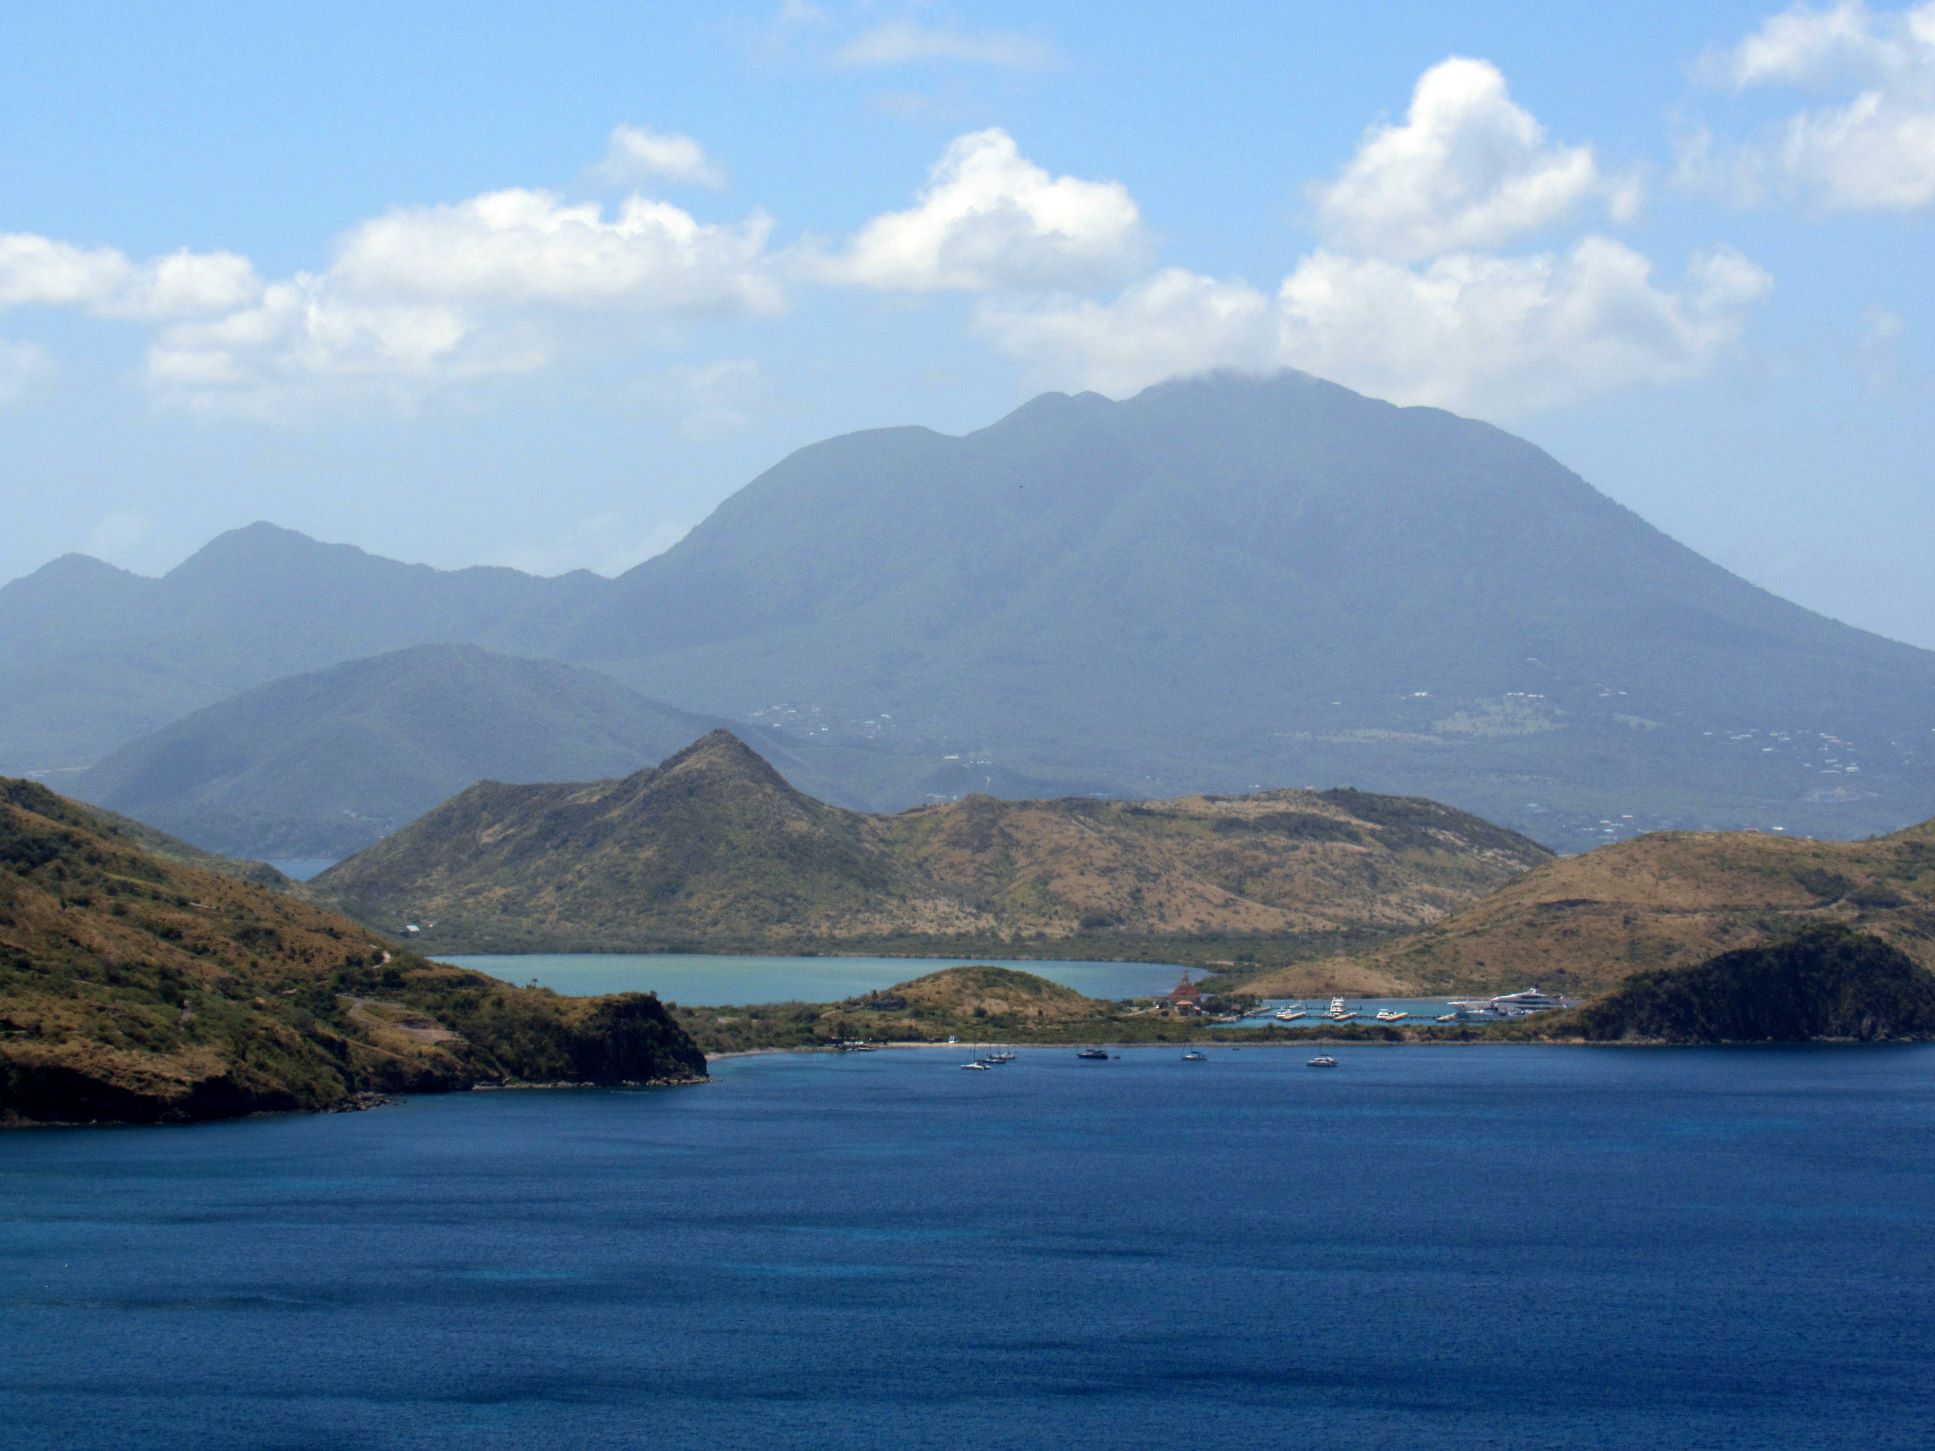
[1307,1055,1339,1068]
[1076,1047,1111,1060]
[960,1060,991,1071]
[1181,1050,1208,1062]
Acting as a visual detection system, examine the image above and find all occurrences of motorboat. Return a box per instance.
[1076,1047,1111,1060]
[1274,1004,1306,1021]
[1374,1009,1409,1022]
[984,1050,1016,1064]
[1307,1055,1339,1068]
[1181,1050,1208,1061]
[1327,997,1347,1014]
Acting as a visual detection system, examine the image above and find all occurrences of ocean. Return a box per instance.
[4,1044,1932,1449]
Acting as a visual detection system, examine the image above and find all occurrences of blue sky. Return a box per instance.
[1,1,1930,645]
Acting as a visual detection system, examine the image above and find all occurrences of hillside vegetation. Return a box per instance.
[1247,819,1935,997]
[313,731,1550,958]
[0,779,704,1126]
[1537,927,1935,1043]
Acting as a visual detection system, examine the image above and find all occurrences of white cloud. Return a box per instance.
[818,129,1146,292]
[835,21,1051,69]
[1312,58,1636,262]
[596,125,727,190]
[147,189,783,418]
[0,234,260,320]
[1689,1,1935,210]
[0,338,55,405]
[980,239,1772,420]
[329,190,778,311]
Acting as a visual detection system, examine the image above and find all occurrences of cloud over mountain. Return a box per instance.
[1312,57,1635,262]
[816,129,1146,292]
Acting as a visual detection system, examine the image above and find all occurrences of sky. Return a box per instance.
[1,1,1930,644]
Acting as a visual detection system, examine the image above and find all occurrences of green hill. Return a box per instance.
[1544,926,1935,1043]
[0,779,704,1126]
[312,730,1551,959]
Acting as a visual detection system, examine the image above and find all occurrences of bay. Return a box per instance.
[3,1045,1933,1448]
[444,951,1196,1005]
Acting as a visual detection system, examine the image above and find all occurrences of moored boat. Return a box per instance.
[1076,1047,1111,1060]
[1307,1055,1338,1068]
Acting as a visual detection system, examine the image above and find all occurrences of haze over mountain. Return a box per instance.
[574,372,1935,844]
[8,371,1933,847]
[66,645,738,859]
[0,525,596,773]
[313,729,1551,957]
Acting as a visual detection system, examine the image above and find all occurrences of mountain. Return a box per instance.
[1544,926,1935,1044]
[1245,816,1935,998]
[11,372,1935,846]
[67,645,739,859]
[567,371,1935,844]
[0,778,705,1126]
[311,730,1551,957]
[0,523,600,774]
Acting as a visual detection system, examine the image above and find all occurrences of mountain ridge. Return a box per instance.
[8,371,1934,845]
[312,729,1553,958]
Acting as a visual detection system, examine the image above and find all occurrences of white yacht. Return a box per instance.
[1374,1009,1409,1022]
[1489,988,1567,1015]
[1274,1004,1306,1022]
[960,1060,992,1071]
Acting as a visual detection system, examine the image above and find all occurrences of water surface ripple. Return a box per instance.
[3,1045,1931,1449]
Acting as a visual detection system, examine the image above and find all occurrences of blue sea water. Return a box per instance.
[4,1045,1935,1450]
[444,951,1194,1005]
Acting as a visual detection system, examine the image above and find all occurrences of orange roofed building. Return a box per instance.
[1165,973,1205,1016]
